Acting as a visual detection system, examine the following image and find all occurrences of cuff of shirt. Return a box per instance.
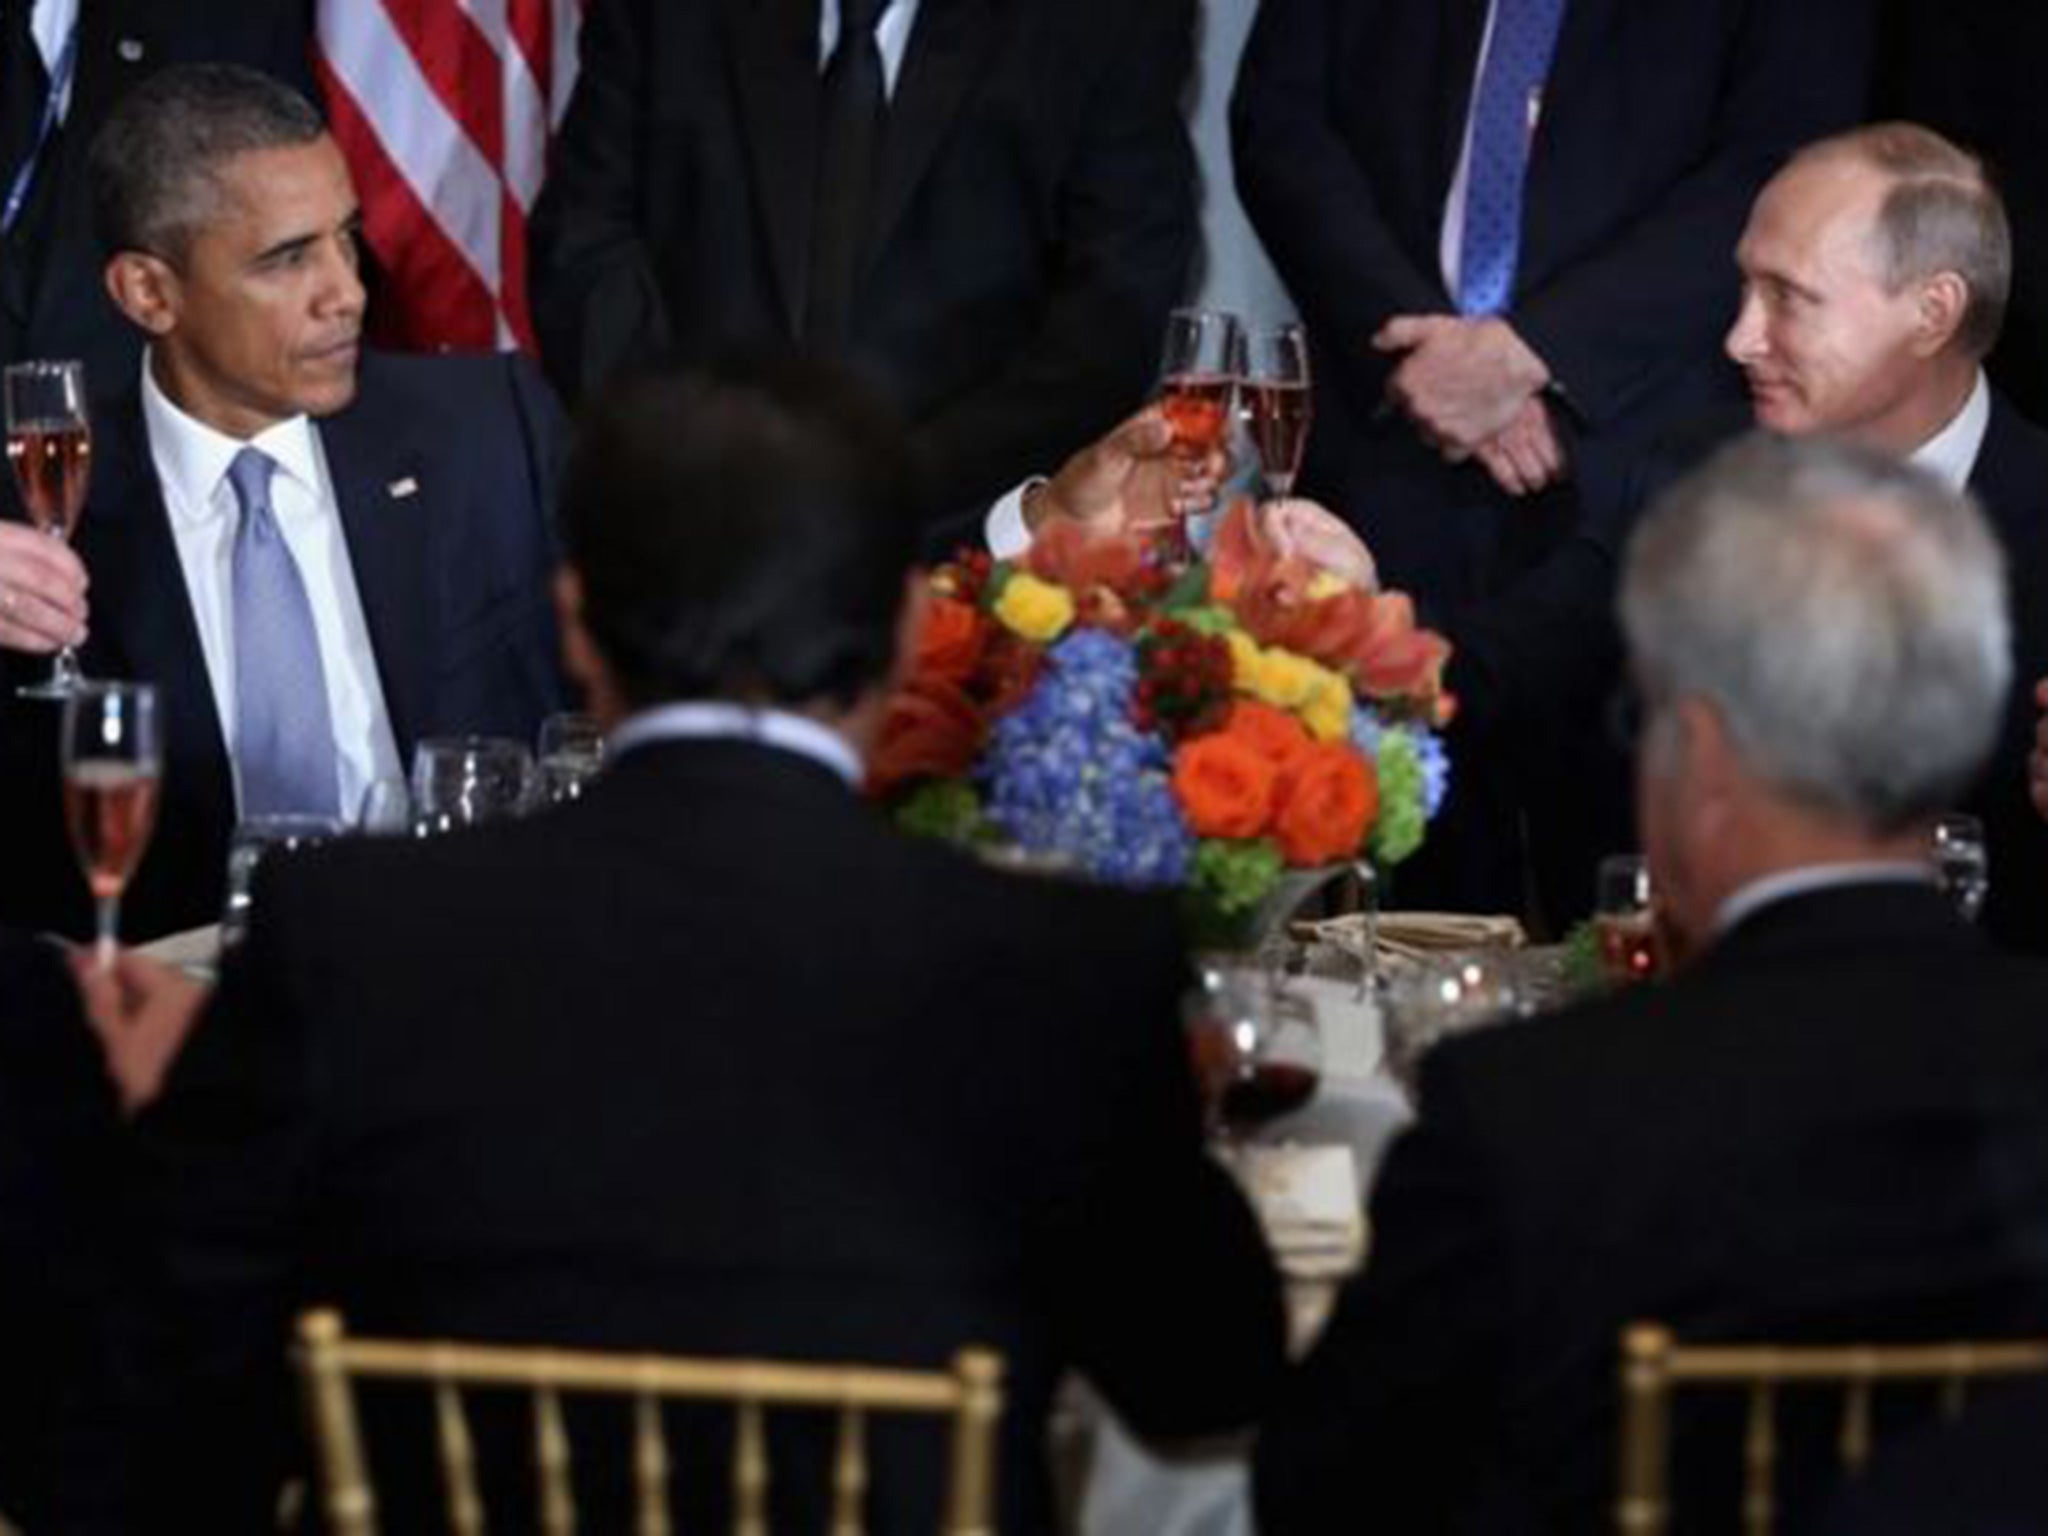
[984,477,1043,560]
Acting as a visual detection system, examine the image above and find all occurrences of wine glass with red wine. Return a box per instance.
[1244,324,1313,502]
[1154,309,1243,556]
[1186,963,1322,1143]
[61,681,161,967]
[1594,853,1661,984]
[6,360,93,699]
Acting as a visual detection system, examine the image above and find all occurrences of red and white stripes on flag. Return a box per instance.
[314,1,584,353]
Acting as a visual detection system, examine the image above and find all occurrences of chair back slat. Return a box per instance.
[733,1398,768,1536]
[1616,1326,2048,1535]
[533,1386,576,1536]
[295,1310,1003,1535]
[431,1376,484,1536]
[1741,1380,1775,1536]
[831,1405,868,1536]
[632,1390,671,1536]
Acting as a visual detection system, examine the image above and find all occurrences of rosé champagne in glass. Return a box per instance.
[62,682,161,966]
[6,360,92,699]
[1245,324,1313,501]
[1154,309,1243,559]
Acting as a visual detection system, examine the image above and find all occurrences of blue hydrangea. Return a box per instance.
[1351,706,1451,821]
[982,630,1194,886]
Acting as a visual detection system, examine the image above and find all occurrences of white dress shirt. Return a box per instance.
[141,357,403,819]
[609,701,863,786]
[1908,368,1991,491]
[28,0,79,116]
[819,0,921,96]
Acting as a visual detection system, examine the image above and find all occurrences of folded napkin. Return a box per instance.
[1229,1143,1366,1279]
[1302,910,1527,969]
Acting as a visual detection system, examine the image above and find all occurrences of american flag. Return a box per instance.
[313,1,584,352]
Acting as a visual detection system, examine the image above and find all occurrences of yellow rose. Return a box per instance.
[1301,666,1354,742]
[1249,647,1318,710]
[1226,630,1264,690]
[992,572,1075,642]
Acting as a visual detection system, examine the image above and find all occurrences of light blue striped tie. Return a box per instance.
[228,447,340,819]
[1456,0,1568,317]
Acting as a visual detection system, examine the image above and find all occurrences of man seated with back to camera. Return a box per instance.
[84,357,1286,1531]
[1254,434,2048,1533]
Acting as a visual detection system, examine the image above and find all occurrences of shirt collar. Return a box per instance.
[1713,860,1935,940]
[140,351,324,526]
[607,702,864,787]
[1907,369,1990,492]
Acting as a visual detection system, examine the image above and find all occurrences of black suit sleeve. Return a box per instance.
[1510,0,1871,429]
[527,0,674,399]
[1230,0,1445,404]
[908,0,1199,539]
[1039,899,1287,1437]
[125,882,322,1527]
[1253,1052,1516,1533]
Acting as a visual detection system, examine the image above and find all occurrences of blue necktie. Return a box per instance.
[227,447,340,819]
[1456,0,1568,317]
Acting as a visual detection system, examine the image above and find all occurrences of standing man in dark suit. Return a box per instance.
[0,0,314,388]
[0,65,566,943]
[1232,0,1870,914]
[527,0,1198,541]
[95,358,1285,1530]
[1254,434,2048,1534]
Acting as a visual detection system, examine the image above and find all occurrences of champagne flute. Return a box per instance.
[1594,853,1661,984]
[1154,309,1243,558]
[61,681,161,967]
[6,360,92,698]
[1244,324,1313,502]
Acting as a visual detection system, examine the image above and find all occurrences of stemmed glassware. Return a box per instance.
[411,736,534,833]
[1185,961,1322,1145]
[6,359,92,698]
[535,711,604,805]
[1931,812,1989,922]
[1243,323,1313,503]
[61,681,160,966]
[1154,308,1243,559]
[1594,853,1661,984]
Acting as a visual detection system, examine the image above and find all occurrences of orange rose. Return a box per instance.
[1222,699,1313,778]
[868,678,983,797]
[913,595,986,685]
[1172,733,1278,839]
[1273,742,1377,865]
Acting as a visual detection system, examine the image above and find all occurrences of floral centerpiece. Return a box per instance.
[868,503,1455,944]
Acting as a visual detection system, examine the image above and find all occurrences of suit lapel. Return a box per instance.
[862,0,1003,273]
[1431,0,1493,208]
[727,0,823,335]
[317,375,436,764]
[1520,0,1618,277]
[81,391,233,819]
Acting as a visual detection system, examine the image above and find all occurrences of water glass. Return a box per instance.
[535,711,604,805]
[221,814,344,947]
[410,736,533,833]
[1932,812,1989,922]
[1184,960,1322,1143]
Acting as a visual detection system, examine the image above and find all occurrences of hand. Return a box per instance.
[1373,315,1550,457]
[2031,678,2048,824]
[70,948,210,1115]
[1473,396,1567,498]
[1028,408,1228,542]
[1259,498,1378,590]
[0,520,88,654]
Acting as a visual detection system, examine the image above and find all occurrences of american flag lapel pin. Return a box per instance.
[388,475,420,500]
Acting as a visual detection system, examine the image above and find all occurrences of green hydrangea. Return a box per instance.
[1370,730,1428,867]
[895,779,991,847]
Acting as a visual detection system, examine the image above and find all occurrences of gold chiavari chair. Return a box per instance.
[1615,1321,2048,1536]
[293,1308,1004,1536]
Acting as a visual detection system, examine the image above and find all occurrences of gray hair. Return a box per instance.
[1621,433,2009,833]
[1793,123,2012,359]
[88,64,328,262]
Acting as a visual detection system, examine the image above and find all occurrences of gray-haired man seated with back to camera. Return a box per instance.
[1253,433,2048,1534]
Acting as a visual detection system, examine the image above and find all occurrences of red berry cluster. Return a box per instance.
[1133,620,1232,740]
[945,550,997,607]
